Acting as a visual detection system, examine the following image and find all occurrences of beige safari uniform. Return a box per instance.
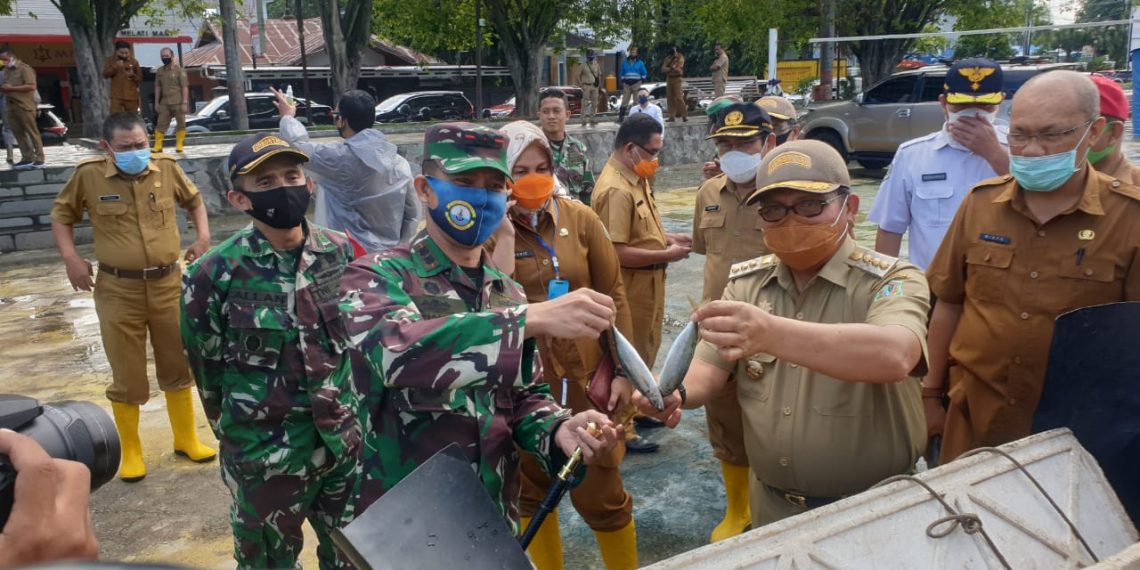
[592,156,668,365]
[576,60,602,123]
[711,53,730,97]
[695,238,929,526]
[3,59,43,162]
[50,154,203,405]
[155,62,188,131]
[692,173,769,466]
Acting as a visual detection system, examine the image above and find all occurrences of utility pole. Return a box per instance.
[818,0,836,100]
[296,0,313,124]
[1023,1,1033,57]
[475,0,484,118]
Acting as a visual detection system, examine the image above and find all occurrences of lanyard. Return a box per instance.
[531,199,561,280]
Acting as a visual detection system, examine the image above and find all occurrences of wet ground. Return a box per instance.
[0,162,888,568]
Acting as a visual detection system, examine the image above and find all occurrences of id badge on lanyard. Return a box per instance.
[536,200,569,300]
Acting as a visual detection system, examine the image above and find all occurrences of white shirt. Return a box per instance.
[867,123,1008,270]
[629,102,664,128]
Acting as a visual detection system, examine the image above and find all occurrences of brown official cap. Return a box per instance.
[756,96,798,121]
[747,139,850,203]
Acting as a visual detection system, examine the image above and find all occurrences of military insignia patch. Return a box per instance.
[251,135,290,152]
[446,200,476,230]
[768,151,811,175]
[959,66,995,92]
[874,280,905,301]
[725,111,744,126]
[1078,229,1095,241]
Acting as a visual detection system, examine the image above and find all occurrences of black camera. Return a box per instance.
[0,395,120,528]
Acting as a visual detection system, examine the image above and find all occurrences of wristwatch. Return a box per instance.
[921,386,946,399]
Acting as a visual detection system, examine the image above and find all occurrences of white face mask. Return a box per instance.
[719,150,763,184]
[948,108,998,125]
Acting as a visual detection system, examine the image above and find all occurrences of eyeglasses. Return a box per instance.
[1007,119,1092,148]
[715,137,764,154]
[757,193,844,222]
[634,143,661,158]
[331,112,340,119]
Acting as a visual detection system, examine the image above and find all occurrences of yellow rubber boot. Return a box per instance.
[175,129,186,152]
[594,519,638,570]
[165,389,217,463]
[152,131,164,152]
[520,512,564,570]
[710,461,752,542]
[110,402,146,482]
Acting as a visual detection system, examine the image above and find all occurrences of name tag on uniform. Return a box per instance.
[980,233,1011,245]
[99,195,121,202]
[515,250,535,259]
[704,204,721,212]
[921,173,948,182]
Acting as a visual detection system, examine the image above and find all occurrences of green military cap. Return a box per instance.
[747,139,850,203]
[756,96,798,121]
[424,122,512,179]
[708,103,773,140]
[705,95,742,118]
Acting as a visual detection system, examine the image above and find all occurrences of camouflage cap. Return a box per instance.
[756,96,799,122]
[705,95,742,118]
[424,122,512,179]
[747,139,850,203]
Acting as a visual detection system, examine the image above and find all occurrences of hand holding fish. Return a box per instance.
[632,390,683,428]
[695,300,773,362]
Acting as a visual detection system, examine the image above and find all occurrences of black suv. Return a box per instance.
[177,93,334,133]
[375,91,475,123]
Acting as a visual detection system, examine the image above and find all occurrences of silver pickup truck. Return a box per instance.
[800,62,1083,169]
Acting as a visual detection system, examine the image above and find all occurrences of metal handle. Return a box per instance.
[896,108,912,118]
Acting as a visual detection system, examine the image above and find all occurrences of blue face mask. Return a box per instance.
[114,148,151,175]
[426,176,507,247]
[638,96,649,105]
[1008,124,1091,192]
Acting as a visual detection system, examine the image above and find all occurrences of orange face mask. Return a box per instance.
[634,157,659,179]
[762,195,850,271]
[510,173,555,210]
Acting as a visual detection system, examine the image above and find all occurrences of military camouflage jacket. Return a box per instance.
[181,222,362,472]
[551,135,596,205]
[338,231,571,529]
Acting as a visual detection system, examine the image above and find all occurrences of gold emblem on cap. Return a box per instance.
[725,111,744,126]
[758,98,776,108]
[1079,229,1095,240]
[768,151,811,175]
[958,66,995,92]
[251,135,290,152]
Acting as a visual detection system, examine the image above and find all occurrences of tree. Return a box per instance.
[318,0,373,99]
[839,0,950,87]
[952,0,1049,60]
[218,0,248,131]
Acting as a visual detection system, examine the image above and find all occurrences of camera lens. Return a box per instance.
[19,401,121,489]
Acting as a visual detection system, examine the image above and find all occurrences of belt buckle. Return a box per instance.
[784,492,808,509]
[142,265,165,279]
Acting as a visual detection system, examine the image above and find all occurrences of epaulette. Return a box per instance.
[75,156,105,168]
[971,174,1013,193]
[729,254,777,280]
[897,131,939,151]
[151,152,177,161]
[1107,177,1140,201]
[847,246,898,278]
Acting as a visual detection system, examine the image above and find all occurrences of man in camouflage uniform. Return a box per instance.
[338,122,622,531]
[539,88,597,204]
[181,133,362,569]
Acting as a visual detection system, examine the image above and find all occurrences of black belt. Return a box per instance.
[98,262,178,280]
[765,483,842,510]
[627,263,667,271]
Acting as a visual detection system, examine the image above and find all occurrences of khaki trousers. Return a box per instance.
[94,269,194,404]
[157,102,186,132]
[666,76,686,119]
[620,81,642,110]
[580,86,600,123]
[620,267,665,365]
[111,98,139,114]
[5,105,42,162]
[706,378,748,465]
[713,77,727,97]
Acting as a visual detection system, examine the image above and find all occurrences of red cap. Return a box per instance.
[1091,74,1129,121]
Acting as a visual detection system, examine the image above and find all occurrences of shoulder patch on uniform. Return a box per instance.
[847,246,898,277]
[971,174,1014,193]
[873,279,906,301]
[729,254,777,280]
[1108,178,1140,201]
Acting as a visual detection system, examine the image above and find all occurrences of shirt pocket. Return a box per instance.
[93,201,130,232]
[736,353,776,402]
[965,245,1013,304]
[1057,257,1118,311]
[913,183,955,226]
[698,210,727,253]
[146,192,175,229]
[810,377,867,417]
[224,304,289,373]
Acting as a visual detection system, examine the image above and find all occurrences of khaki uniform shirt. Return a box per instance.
[712,54,730,83]
[591,157,666,254]
[50,155,203,269]
[692,174,769,302]
[103,57,142,100]
[695,238,929,497]
[156,63,187,105]
[510,196,635,386]
[2,60,37,112]
[577,60,600,88]
[664,54,685,78]
[1100,157,1140,186]
[926,170,1140,460]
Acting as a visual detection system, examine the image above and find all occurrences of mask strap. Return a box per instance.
[830,194,850,228]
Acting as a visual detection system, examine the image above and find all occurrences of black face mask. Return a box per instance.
[118,55,128,61]
[161,57,173,66]
[240,185,310,229]
[776,130,793,146]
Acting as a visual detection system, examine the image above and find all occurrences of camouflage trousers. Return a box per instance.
[220,446,360,569]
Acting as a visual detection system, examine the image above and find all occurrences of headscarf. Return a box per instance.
[500,120,569,198]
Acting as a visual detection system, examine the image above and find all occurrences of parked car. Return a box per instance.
[375,91,475,123]
[799,62,1084,169]
[484,86,584,119]
[36,104,67,146]
[172,93,334,134]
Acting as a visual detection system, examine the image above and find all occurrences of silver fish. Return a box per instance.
[657,320,697,395]
[612,327,664,410]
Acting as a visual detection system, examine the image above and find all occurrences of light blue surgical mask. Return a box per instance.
[1008,124,1091,192]
[114,148,151,175]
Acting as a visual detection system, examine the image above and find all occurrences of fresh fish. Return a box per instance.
[612,327,664,410]
[657,319,697,395]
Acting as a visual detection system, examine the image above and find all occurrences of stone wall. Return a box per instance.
[0,121,712,252]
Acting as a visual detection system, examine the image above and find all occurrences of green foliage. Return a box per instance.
[266,0,321,19]
[794,75,818,96]
[950,0,1049,59]
[371,0,480,58]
